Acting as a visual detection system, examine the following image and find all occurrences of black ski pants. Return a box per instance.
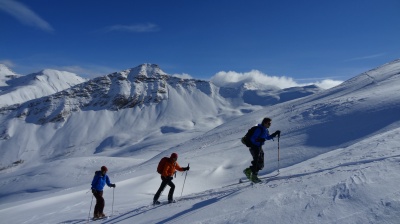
[249,145,264,175]
[154,176,175,202]
[92,190,105,215]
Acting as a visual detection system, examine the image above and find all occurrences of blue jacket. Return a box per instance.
[91,171,112,191]
[250,124,273,147]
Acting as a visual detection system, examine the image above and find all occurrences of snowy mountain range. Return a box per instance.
[0,64,86,107]
[0,63,320,166]
[0,60,399,224]
[0,64,321,124]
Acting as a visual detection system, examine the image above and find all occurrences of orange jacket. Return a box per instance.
[162,158,184,177]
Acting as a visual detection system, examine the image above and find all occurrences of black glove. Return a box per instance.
[111,184,116,188]
[183,166,190,171]
[270,130,281,138]
[91,188,97,194]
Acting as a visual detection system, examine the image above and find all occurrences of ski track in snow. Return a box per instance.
[57,136,400,224]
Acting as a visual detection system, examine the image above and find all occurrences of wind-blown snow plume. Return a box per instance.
[211,69,342,89]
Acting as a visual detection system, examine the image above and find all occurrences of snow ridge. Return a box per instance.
[0,66,86,107]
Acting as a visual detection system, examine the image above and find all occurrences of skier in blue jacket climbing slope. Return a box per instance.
[243,117,280,183]
[91,166,116,219]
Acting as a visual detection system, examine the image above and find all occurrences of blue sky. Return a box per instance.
[0,0,399,86]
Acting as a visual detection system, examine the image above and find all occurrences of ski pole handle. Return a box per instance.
[182,163,190,176]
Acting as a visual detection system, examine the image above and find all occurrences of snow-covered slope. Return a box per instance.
[0,66,86,107]
[0,60,399,224]
[241,84,321,106]
[0,64,19,87]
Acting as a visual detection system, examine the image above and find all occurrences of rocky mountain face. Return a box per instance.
[1,64,215,124]
[1,64,321,125]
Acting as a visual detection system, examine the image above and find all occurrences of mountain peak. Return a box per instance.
[0,64,19,86]
[0,64,18,77]
[121,63,167,79]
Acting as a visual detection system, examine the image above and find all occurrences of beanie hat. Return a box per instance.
[101,166,108,172]
[170,153,178,159]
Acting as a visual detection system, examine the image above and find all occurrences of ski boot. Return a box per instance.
[92,213,100,220]
[153,200,161,205]
[243,168,252,180]
[251,174,262,183]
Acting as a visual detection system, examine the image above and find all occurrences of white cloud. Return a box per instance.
[0,0,54,32]
[345,53,385,62]
[102,23,160,33]
[210,70,343,90]
[211,70,298,89]
[172,73,193,79]
[312,79,343,89]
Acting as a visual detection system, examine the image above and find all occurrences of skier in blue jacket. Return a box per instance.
[243,117,280,183]
[91,166,116,219]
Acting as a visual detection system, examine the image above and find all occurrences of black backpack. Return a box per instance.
[241,126,260,147]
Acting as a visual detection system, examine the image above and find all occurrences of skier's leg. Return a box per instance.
[93,192,99,218]
[167,180,175,201]
[93,191,104,217]
[153,177,168,202]
[257,149,265,172]
[250,147,263,183]
[249,146,260,175]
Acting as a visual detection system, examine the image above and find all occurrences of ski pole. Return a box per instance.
[87,194,94,223]
[277,136,280,173]
[111,187,115,217]
[180,163,189,198]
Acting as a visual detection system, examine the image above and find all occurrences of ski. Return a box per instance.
[152,200,177,206]
[239,172,280,184]
[91,216,110,221]
[223,172,280,188]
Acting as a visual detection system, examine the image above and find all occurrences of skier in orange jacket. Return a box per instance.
[153,153,189,204]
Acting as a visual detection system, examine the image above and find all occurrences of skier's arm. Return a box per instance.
[175,162,184,172]
[265,130,273,140]
[269,130,281,139]
[105,175,112,187]
[105,175,116,187]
